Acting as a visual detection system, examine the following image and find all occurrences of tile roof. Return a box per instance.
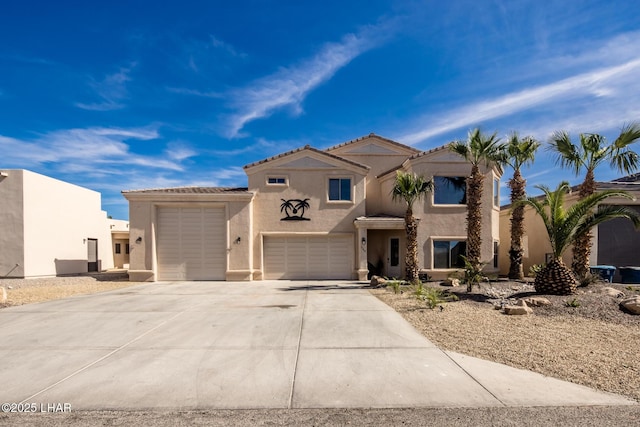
[613,172,640,183]
[122,186,250,194]
[243,144,369,170]
[325,132,420,153]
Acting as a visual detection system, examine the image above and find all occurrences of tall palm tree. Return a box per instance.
[391,171,433,284]
[517,182,640,295]
[450,128,504,269]
[548,123,640,278]
[501,132,540,280]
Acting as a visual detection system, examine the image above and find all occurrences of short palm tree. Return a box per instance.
[548,123,640,278]
[517,182,640,295]
[501,132,540,280]
[391,171,433,284]
[450,128,504,269]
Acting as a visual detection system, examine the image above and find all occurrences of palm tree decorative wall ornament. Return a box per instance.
[280,198,311,221]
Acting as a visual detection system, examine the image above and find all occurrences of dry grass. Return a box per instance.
[373,282,640,402]
[0,274,137,307]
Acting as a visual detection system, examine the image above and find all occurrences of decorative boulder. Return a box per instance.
[370,276,387,287]
[441,278,460,287]
[620,296,640,315]
[522,297,551,307]
[503,300,533,315]
[602,287,625,298]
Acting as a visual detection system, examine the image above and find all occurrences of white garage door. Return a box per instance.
[157,207,226,280]
[264,235,353,280]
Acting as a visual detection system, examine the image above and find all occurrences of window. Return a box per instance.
[434,176,466,205]
[493,178,500,207]
[267,177,287,185]
[125,244,130,255]
[433,240,466,268]
[493,241,499,268]
[328,178,351,201]
[115,243,121,254]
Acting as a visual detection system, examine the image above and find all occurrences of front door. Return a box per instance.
[387,237,401,278]
[87,238,98,272]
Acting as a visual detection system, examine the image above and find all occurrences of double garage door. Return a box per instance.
[264,235,353,280]
[156,207,226,280]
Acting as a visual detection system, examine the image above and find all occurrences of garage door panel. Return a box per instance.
[157,207,226,281]
[264,235,353,280]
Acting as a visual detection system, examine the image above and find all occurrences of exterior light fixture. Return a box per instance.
[136,237,142,243]
[235,237,242,244]
[361,237,366,245]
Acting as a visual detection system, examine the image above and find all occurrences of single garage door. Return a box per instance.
[263,235,353,280]
[157,207,226,280]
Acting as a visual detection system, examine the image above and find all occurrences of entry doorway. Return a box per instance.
[387,237,401,278]
[87,238,98,272]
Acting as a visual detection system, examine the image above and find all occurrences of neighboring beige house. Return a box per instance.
[0,169,126,278]
[498,176,640,281]
[124,134,502,282]
[109,218,130,268]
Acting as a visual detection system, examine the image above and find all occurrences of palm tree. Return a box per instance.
[391,171,433,284]
[501,132,540,280]
[517,182,640,295]
[548,123,640,278]
[449,128,504,269]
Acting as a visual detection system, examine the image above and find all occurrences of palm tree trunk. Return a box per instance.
[572,169,596,279]
[508,170,526,279]
[405,207,419,283]
[466,165,483,266]
[535,258,577,295]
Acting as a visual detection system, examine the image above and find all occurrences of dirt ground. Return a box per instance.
[0,272,136,308]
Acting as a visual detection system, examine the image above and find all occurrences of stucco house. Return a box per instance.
[0,169,127,278]
[498,175,640,281]
[123,134,502,282]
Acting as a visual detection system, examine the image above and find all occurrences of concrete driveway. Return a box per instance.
[0,281,634,410]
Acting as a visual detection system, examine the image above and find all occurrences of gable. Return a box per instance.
[276,156,338,169]
[327,133,419,157]
[341,143,403,155]
[244,145,369,175]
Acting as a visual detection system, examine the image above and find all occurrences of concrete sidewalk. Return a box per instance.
[0,281,635,410]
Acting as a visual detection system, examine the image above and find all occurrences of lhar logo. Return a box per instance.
[280,198,311,221]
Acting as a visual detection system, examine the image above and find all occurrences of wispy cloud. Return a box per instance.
[400,57,640,145]
[0,126,184,171]
[166,86,223,98]
[222,22,394,138]
[75,64,136,111]
[210,35,247,59]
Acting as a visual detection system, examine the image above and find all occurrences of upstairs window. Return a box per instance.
[115,243,121,254]
[434,176,466,205]
[267,177,287,185]
[493,178,500,207]
[328,178,351,201]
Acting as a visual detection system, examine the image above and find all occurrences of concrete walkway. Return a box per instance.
[0,281,635,410]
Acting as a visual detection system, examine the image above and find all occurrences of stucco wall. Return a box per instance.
[125,196,254,281]
[0,170,25,277]
[247,153,367,279]
[21,170,114,277]
[379,153,502,279]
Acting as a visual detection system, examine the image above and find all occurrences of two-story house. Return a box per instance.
[123,134,502,282]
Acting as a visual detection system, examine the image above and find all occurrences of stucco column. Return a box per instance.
[356,226,368,281]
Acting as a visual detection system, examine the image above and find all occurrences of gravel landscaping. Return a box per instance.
[0,272,135,307]
[372,280,640,402]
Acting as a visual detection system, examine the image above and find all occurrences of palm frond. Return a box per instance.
[547,131,584,175]
[505,132,539,170]
[613,122,640,148]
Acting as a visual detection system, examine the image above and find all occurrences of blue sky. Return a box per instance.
[2,0,639,220]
